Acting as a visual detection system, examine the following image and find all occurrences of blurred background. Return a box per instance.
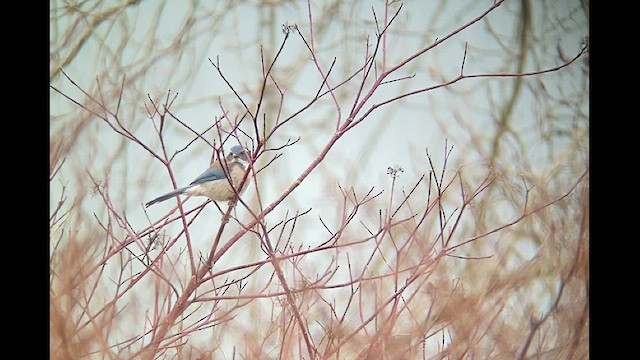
[50,1,588,358]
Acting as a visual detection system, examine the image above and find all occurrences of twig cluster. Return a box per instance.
[50,1,589,359]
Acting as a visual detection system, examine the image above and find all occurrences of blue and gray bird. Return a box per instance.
[145,145,250,207]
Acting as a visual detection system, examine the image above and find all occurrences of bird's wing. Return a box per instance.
[189,166,227,185]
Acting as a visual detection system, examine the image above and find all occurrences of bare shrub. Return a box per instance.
[50,1,588,359]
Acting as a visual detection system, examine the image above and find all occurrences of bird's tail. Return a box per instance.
[145,187,188,207]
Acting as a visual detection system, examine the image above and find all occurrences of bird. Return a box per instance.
[145,145,250,208]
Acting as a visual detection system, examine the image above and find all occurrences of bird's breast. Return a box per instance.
[185,164,247,201]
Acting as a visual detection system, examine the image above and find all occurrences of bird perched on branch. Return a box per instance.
[145,145,250,207]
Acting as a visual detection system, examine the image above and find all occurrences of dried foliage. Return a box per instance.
[50,0,588,359]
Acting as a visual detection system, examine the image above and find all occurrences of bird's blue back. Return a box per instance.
[189,167,227,186]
